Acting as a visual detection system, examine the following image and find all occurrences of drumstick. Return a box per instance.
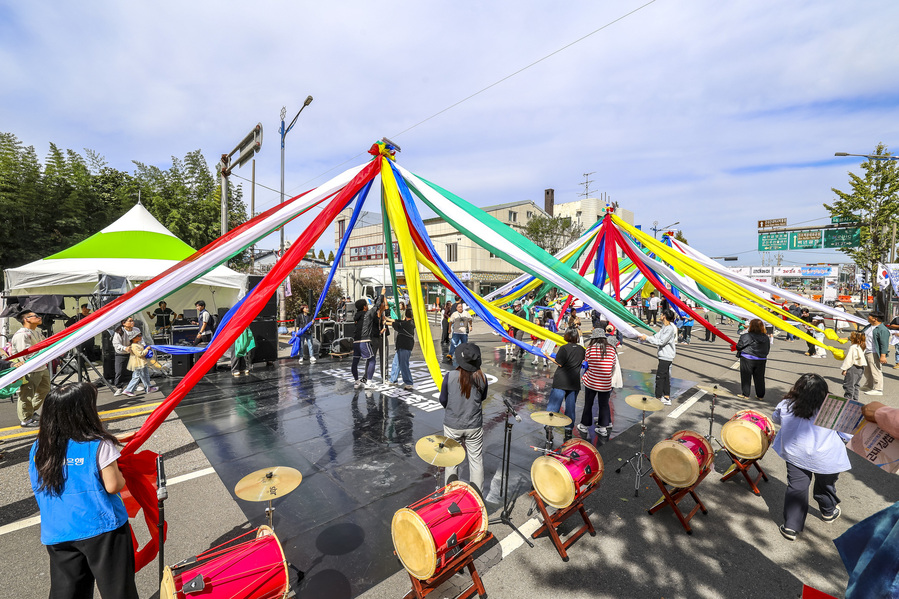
[528,446,575,460]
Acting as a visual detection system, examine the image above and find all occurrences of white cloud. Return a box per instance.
[1,0,898,263]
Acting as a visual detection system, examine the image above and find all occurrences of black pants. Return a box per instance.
[441,318,450,344]
[581,388,612,427]
[647,309,657,325]
[682,326,692,342]
[351,343,362,381]
[46,522,139,599]
[655,359,671,398]
[739,358,766,398]
[783,461,840,532]
[704,326,714,342]
[113,354,131,389]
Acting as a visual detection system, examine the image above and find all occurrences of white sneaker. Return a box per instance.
[597,426,609,437]
[114,388,123,396]
[865,390,884,396]
[576,423,589,435]
[353,380,363,389]
[661,397,672,406]
[298,358,304,363]
[310,356,316,363]
[404,385,414,391]
[137,385,145,392]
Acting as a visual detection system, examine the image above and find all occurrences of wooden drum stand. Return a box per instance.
[400,532,494,599]
[720,451,769,495]
[528,484,598,561]
[647,469,710,535]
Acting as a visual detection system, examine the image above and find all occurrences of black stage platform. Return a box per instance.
[162,347,696,598]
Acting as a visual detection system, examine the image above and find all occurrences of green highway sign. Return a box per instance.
[758,231,789,251]
[789,230,823,250]
[831,215,859,224]
[823,227,861,249]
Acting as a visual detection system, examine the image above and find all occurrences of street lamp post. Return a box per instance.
[651,220,680,239]
[278,96,313,321]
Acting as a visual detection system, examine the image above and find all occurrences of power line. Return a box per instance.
[253,1,659,212]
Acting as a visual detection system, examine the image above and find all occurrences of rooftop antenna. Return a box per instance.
[579,172,595,199]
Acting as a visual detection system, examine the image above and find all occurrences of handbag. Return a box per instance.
[611,357,624,388]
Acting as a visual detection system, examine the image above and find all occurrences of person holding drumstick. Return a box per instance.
[440,343,489,495]
[28,382,139,599]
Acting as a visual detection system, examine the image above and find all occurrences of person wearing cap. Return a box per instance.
[439,343,489,494]
[546,329,586,439]
[579,327,617,437]
[11,311,51,427]
[861,312,889,395]
[508,301,527,361]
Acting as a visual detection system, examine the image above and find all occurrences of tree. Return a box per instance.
[673,230,689,245]
[327,250,335,263]
[284,268,343,320]
[318,249,325,260]
[522,215,583,255]
[825,143,899,289]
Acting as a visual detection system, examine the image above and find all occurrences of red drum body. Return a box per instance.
[721,409,776,460]
[650,430,713,488]
[391,481,488,580]
[531,438,604,509]
[160,526,288,599]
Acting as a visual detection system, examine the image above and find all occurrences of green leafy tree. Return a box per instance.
[284,268,343,320]
[673,230,689,245]
[825,143,899,289]
[318,249,325,260]
[522,215,583,255]
[327,250,335,263]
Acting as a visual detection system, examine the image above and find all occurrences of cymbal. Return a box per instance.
[697,385,735,398]
[234,467,303,502]
[415,434,466,467]
[624,394,665,412]
[530,411,573,427]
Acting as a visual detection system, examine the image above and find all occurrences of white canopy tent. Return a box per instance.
[4,204,247,334]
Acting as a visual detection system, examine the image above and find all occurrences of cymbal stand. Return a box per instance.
[543,425,555,451]
[615,409,653,497]
[703,389,726,473]
[488,402,534,547]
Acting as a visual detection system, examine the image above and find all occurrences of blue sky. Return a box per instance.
[1,1,897,266]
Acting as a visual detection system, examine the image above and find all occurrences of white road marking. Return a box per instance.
[500,517,542,557]
[0,467,217,537]
[730,361,740,370]
[668,390,706,419]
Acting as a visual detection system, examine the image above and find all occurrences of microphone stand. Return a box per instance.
[488,401,533,547]
[156,455,168,587]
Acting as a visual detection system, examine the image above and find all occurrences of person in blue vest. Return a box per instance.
[29,382,138,599]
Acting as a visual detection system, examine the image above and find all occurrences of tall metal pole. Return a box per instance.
[220,156,229,235]
[250,158,256,272]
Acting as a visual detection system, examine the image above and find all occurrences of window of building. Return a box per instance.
[489,252,496,259]
[576,211,582,220]
[508,211,518,223]
[526,211,533,219]
[447,243,458,262]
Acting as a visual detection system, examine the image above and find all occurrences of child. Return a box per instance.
[29,382,139,598]
[681,313,694,344]
[772,373,851,541]
[840,331,866,401]
[810,316,827,358]
[123,333,157,396]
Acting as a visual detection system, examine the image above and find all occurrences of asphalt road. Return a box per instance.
[0,317,896,599]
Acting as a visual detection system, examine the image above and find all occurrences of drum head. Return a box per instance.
[650,440,700,488]
[531,455,576,509]
[392,508,437,580]
[159,566,176,599]
[721,421,766,460]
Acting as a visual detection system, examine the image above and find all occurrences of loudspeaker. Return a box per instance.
[249,320,279,363]
[248,275,277,319]
[172,353,195,377]
[320,329,335,356]
[217,307,230,320]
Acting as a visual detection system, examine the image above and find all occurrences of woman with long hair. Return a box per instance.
[439,343,489,494]
[295,304,316,363]
[772,373,850,541]
[579,328,617,437]
[29,382,138,598]
[547,329,586,440]
[638,308,678,405]
[735,318,771,399]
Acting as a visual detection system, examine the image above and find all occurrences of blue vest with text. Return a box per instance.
[29,439,128,545]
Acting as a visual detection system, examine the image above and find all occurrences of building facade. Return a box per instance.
[334,200,547,303]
